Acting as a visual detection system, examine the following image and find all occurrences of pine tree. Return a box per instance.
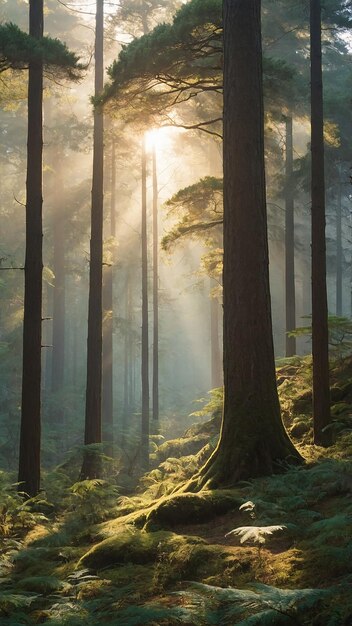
[310,0,331,446]
[18,0,44,498]
[81,0,105,479]
[189,0,301,488]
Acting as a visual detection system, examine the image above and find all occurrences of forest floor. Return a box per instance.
[1,355,352,625]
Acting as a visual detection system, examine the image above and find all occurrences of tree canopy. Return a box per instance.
[0,22,83,79]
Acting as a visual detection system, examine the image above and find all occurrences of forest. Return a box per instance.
[0,0,352,623]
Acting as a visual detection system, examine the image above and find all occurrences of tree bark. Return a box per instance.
[310,0,331,446]
[152,145,159,425]
[51,159,66,431]
[141,136,149,469]
[18,0,44,497]
[336,169,342,317]
[210,284,222,388]
[122,267,130,442]
[189,0,301,489]
[285,116,296,357]
[81,0,104,479]
[102,138,116,457]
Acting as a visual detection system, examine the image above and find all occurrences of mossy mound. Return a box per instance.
[80,528,207,570]
[144,489,241,529]
[99,488,241,539]
[151,433,212,466]
[278,357,352,442]
[289,418,311,439]
[184,414,221,437]
[80,527,254,596]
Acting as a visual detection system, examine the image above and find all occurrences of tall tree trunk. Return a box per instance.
[285,116,296,357]
[81,0,104,479]
[18,0,44,497]
[128,273,135,412]
[210,287,222,389]
[140,0,151,459]
[122,267,130,442]
[43,283,52,396]
[190,0,301,489]
[102,138,116,456]
[51,159,66,431]
[336,169,342,316]
[141,136,149,469]
[71,284,78,391]
[152,145,159,425]
[310,0,331,446]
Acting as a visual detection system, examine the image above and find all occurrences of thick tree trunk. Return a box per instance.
[141,136,149,469]
[336,172,342,316]
[102,138,116,457]
[190,0,301,489]
[152,145,159,425]
[310,0,331,446]
[18,0,44,497]
[285,116,296,357]
[81,0,104,479]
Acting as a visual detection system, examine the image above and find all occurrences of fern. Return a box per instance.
[308,512,352,546]
[17,575,66,594]
[184,582,330,625]
[0,591,38,615]
[110,603,199,625]
[68,479,119,523]
[225,525,287,545]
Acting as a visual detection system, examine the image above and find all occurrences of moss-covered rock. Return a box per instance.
[80,528,208,571]
[80,528,164,569]
[290,420,311,439]
[144,489,241,529]
[81,527,253,595]
[292,389,312,414]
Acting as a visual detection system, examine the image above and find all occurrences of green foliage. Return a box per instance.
[68,479,119,524]
[178,582,331,625]
[17,574,66,594]
[0,473,48,541]
[191,387,223,420]
[105,603,193,625]
[101,0,295,129]
[0,22,83,79]
[290,316,352,359]
[0,590,38,616]
[162,177,223,250]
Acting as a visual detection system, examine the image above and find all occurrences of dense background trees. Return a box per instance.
[0,0,352,483]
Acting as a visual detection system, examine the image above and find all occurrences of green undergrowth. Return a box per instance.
[277,354,352,445]
[1,355,352,623]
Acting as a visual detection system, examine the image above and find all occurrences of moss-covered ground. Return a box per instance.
[1,356,352,624]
